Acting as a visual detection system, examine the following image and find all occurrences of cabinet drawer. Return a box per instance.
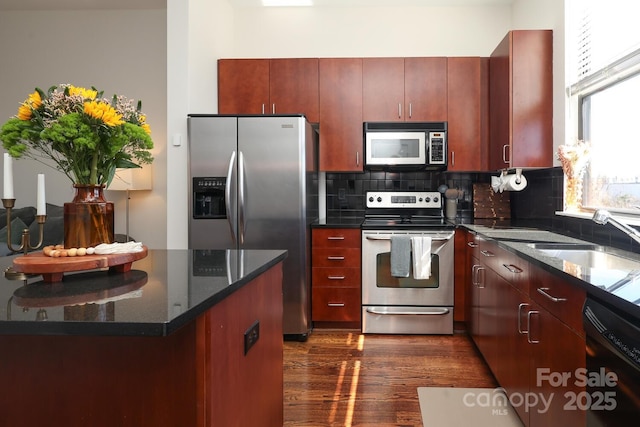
[312,229,361,248]
[312,267,361,288]
[529,266,585,335]
[477,238,528,288]
[312,248,361,268]
[312,287,361,322]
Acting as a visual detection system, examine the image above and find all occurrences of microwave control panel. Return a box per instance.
[428,132,446,164]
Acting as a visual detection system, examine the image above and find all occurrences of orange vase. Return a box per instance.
[63,185,114,249]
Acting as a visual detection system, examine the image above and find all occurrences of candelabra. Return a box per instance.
[2,198,46,281]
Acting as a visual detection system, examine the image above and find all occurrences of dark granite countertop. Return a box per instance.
[0,249,287,337]
[312,217,364,228]
[462,224,640,322]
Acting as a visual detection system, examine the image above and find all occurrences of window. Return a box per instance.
[568,0,640,213]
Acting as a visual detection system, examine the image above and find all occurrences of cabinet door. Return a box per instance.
[362,57,405,122]
[528,302,587,427]
[269,58,319,123]
[501,284,533,426]
[454,229,468,323]
[404,57,448,122]
[218,59,270,114]
[319,58,363,171]
[447,57,489,171]
[470,255,498,370]
[489,30,553,169]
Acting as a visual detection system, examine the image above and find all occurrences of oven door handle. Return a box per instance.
[364,234,452,256]
[365,307,450,316]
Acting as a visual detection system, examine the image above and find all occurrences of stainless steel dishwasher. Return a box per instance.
[583,298,640,425]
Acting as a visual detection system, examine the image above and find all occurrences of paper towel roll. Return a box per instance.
[500,173,527,192]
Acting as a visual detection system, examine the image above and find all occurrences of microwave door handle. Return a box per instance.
[225,151,237,246]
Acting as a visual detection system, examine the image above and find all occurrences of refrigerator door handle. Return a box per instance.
[238,150,246,245]
[225,151,237,245]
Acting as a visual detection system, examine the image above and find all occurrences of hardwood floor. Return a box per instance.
[283,330,497,427]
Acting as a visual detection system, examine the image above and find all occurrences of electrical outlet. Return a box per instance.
[244,320,260,355]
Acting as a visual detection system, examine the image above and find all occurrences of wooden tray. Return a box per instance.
[11,246,148,283]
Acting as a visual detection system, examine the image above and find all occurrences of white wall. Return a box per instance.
[230,5,512,57]
[0,9,167,249]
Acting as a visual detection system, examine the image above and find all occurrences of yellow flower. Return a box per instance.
[83,100,123,127]
[69,85,97,100]
[141,123,152,135]
[17,104,32,120]
[16,90,41,120]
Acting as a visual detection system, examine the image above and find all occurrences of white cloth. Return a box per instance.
[93,241,144,254]
[411,236,432,280]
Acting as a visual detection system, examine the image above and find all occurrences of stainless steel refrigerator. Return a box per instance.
[187,115,318,340]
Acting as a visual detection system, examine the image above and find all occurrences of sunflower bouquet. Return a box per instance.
[0,84,153,186]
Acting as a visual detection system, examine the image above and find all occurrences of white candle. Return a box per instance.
[37,174,46,215]
[3,153,14,199]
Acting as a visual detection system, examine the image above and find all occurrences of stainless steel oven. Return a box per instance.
[361,191,455,334]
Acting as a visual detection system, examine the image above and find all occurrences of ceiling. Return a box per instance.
[0,0,514,11]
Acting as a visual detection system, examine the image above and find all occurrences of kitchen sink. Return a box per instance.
[528,243,640,271]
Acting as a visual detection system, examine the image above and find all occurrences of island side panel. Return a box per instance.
[0,322,199,426]
[197,262,284,427]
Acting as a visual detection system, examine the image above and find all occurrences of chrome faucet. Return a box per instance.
[592,209,640,245]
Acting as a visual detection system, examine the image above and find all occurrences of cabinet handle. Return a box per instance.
[517,303,530,334]
[328,302,345,307]
[328,276,345,280]
[467,241,478,248]
[537,287,567,303]
[409,103,412,119]
[480,250,495,257]
[503,264,523,274]
[527,310,540,344]
[471,264,485,288]
[502,144,510,165]
[398,103,402,119]
[327,236,345,240]
[356,151,360,166]
[327,256,345,260]
[272,103,276,114]
[451,151,455,166]
[261,103,265,115]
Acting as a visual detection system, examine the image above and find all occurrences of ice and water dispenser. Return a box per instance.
[192,177,226,219]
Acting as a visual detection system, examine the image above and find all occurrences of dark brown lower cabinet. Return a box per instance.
[468,235,586,426]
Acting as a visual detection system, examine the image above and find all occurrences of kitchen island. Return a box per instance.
[0,249,286,427]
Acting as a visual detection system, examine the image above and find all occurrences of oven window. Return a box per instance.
[376,253,440,288]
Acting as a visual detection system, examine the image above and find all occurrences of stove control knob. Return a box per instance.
[433,196,439,203]
[418,197,423,202]
[377,197,382,202]
[424,197,431,203]
[368,196,374,203]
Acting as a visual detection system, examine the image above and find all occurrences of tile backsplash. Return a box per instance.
[324,166,640,253]
[324,170,491,219]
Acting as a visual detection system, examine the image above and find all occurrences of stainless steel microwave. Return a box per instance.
[363,122,447,170]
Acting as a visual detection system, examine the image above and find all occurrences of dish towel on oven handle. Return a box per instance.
[390,235,411,278]
[411,236,432,280]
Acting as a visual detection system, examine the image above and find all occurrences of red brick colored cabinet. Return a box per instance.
[312,228,361,328]
[447,57,489,171]
[489,30,553,169]
[319,58,363,172]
